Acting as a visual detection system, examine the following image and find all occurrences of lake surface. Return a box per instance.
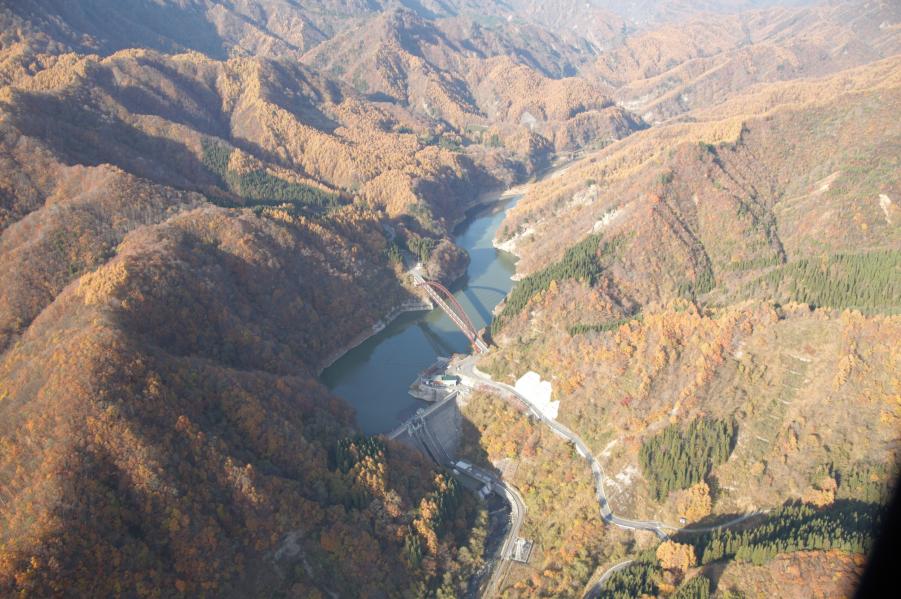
[321,196,519,434]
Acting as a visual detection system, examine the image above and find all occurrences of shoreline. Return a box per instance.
[319,187,525,379]
[319,156,577,379]
[449,153,570,234]
[316,300,433,376]
[318,154,575,384]
[448,183,522,234]
[490,156,578,261]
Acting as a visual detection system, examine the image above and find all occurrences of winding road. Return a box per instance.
[396,396,527,598]
[451,355,765,540]
[451,356,673,539]
[586,559,635,598]
[483,481,526,598]
[395,354,765,597]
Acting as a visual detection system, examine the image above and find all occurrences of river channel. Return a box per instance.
[321,195,520,434]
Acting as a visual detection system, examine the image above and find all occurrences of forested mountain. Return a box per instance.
[0,0,898,597]
[302,8,642,153]
[0,206,486,596]
[0,2,530,595]
[474,3,899,595]
[581,0,901,122]
[1,0,821,65]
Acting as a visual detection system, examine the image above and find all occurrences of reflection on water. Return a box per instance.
[321,197,519,434]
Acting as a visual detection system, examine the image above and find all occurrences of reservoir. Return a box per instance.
[321,195,519,434]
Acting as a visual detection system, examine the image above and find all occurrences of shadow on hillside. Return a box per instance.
[385,391,503,481]
[366,92,399,104]
[9,92,220,192]
[699,561,730,593]
[264,62,343,134]
[675,497,889,594]
[9,83,348,203]
[379,392,509,593]
[673,512,768,542]
[396,0,442,21]
[21,0,229,58]
[457,415,501,477]
[93,60,231,139]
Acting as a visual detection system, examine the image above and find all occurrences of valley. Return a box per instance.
[322,185,521,435]
[0,1,898,598]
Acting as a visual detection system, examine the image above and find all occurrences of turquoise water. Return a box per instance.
[321,198,519,434]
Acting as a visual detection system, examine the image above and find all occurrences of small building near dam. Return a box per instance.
[428,374,460,387]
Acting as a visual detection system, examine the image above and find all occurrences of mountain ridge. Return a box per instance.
[0,0,898,596]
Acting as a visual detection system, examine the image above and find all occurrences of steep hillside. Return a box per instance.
[485,297,899,516]
[457,389,636,597]
[0,6,526,596]
[0,206,487,597]
[714,550,864,598]
[582,0,901,122]
[0,45,525,222]
[0,0,383,59]
[303,8,642,153]
[0,0,828,70]
[0,1,897,597]
[495,55,901,293]
[0,43,537,359]
[481,41,900,599]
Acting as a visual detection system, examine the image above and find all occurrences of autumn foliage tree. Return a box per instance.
[676,481,713,522]
[657,541,697,575]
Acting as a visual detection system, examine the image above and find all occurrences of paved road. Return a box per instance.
[404,402,526,598]
[451,356,670,539]
[453,357,769,535]
[668,510,765,534]
[391,354,764,599]
[450,356,772,597]
[483,481,526,598]
[585,559,634,598]
[582,510,763,598]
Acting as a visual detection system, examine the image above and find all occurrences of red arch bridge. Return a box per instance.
[411,272,490,354]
